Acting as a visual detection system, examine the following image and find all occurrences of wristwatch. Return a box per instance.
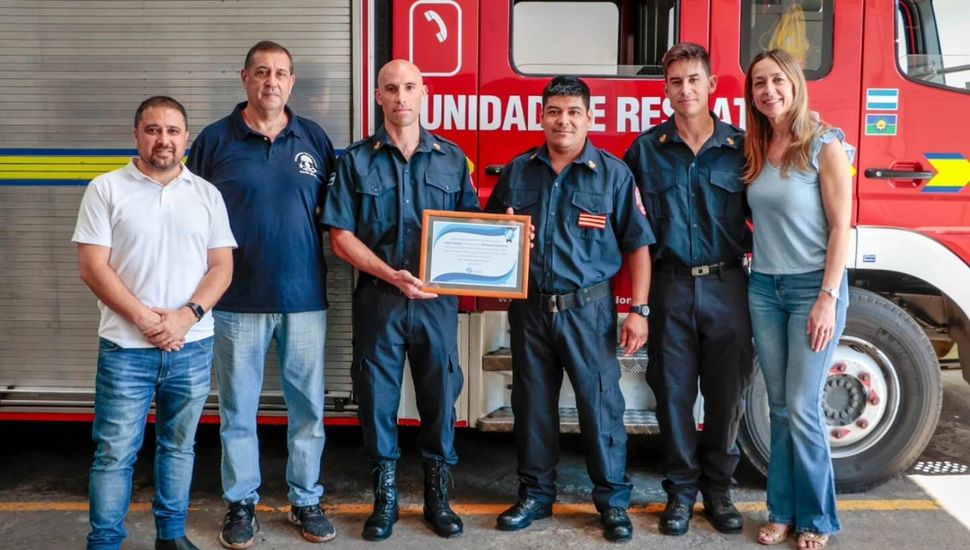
[185,302,205,321]
[629,304,650,318]
[820,287,840,300]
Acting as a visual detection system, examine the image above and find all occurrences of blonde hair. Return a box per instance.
[743,49,825,183]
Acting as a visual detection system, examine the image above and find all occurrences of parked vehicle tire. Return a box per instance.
[738,287,943,493]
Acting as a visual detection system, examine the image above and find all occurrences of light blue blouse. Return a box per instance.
[747,128,855,274]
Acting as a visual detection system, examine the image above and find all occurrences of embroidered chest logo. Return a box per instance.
[578,212,607,230]
[294,152,319,176]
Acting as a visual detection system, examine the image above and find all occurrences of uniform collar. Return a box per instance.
[371,126,444,154]
[125,158,193,187]
[654,112,742,149]
[229,101,303,140]
[531,140,601,172]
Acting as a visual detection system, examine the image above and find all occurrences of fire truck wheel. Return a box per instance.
[738,287,943,493]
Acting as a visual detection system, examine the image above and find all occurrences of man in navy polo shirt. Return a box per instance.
[187,40,336,548]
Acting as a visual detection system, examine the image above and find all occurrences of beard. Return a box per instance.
[145,148,180,170]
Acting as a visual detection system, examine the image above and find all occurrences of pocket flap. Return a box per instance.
[425,171,458,193]
[571,191,613,214]
[710,170,744,193]
[356,167,396,195]
[642,171,676,195]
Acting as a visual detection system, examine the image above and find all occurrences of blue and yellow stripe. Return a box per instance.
[0,149,135,186]
[924,153,970,193]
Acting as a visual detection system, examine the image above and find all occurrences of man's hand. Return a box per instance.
[506,207,536,248]
[142,307,195,351]
[133,309,163,333]
[390,269,439,300]
[619,313,648,356]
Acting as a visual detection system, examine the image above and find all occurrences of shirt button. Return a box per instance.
[405,199,410,204]
[692,223,698,228]
[690,193,695,198]
[551,211,555,216]
[406,228,412,235]
[264,137,269,142]
[404,259,410,265]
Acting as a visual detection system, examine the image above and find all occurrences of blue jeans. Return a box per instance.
[87,337,212,550]
[214,310,327,506]
[748,270,848,535]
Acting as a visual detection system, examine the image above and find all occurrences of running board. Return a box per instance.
[482,347,648,372]
[477,406,659,435]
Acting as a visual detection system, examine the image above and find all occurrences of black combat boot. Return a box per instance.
[423,460,463,538]
[362,460,398,541]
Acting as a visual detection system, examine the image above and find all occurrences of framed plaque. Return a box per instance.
[419,210,531,298]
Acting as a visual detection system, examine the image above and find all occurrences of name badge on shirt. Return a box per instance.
[578,212,607,230]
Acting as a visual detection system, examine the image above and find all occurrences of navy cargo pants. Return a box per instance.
[351,278,464,465]
[509,292,632,512]
[647,265,754,503]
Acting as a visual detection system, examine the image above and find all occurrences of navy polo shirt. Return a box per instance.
[186,102,336,313]
[624,113,750,267]
[485,140,655,294]
[322,127,480,275]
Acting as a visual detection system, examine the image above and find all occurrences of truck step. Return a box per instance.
[476,406,659,435]
[482,347,648,373]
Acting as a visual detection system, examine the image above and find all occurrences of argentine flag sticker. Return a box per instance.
[866,88,899,111]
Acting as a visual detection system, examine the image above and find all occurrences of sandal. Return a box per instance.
[797,531,830,549]
[758,523,791,545]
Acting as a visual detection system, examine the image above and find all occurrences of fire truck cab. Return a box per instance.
[1,0,968,493]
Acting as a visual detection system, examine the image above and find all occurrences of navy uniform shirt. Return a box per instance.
[624,113,750,267]
[323,127,480,275]
[485,141,655,294]
[187,102,336,313]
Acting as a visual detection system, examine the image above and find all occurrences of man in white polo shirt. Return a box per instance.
[73,96,236,550]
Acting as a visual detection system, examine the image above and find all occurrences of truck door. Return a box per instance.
[857,0,970,262]
[476,0,709,309]
[714,0,864,162]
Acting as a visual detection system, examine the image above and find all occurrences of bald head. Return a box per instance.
[376,59,427,130]
[377,59,423,89]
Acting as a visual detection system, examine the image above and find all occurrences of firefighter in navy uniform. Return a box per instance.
[323,60,480,541]
[485,76,655,543]
[623,43,754,537]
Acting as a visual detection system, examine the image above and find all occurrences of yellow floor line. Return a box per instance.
[0,499,940,514]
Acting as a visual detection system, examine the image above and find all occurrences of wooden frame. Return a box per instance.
[419,209,531,298]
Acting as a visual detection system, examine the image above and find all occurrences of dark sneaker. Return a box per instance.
[290,504,337,543]
[219,501,258,549]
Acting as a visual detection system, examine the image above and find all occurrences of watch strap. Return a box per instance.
[185,302,205,321]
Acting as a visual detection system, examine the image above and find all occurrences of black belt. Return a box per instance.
[532,280,611,313]
[655,259,742,277]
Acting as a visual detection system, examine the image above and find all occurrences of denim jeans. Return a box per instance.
[213,310,327,506]
[748,270,848,535]
[87,337,212,550]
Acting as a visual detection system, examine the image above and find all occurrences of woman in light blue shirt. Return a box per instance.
[743,49,854,550]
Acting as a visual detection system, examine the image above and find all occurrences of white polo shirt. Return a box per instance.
[72,160,237,348]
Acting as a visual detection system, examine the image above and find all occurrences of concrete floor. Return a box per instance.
[1,369,968,549]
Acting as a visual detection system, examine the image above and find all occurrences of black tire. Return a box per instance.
[738,287,943,493]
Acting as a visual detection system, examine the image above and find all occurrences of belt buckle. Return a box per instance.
[543,295,560,313]
[691,265,711,277]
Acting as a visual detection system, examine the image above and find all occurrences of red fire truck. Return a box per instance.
[1,0,967,493]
